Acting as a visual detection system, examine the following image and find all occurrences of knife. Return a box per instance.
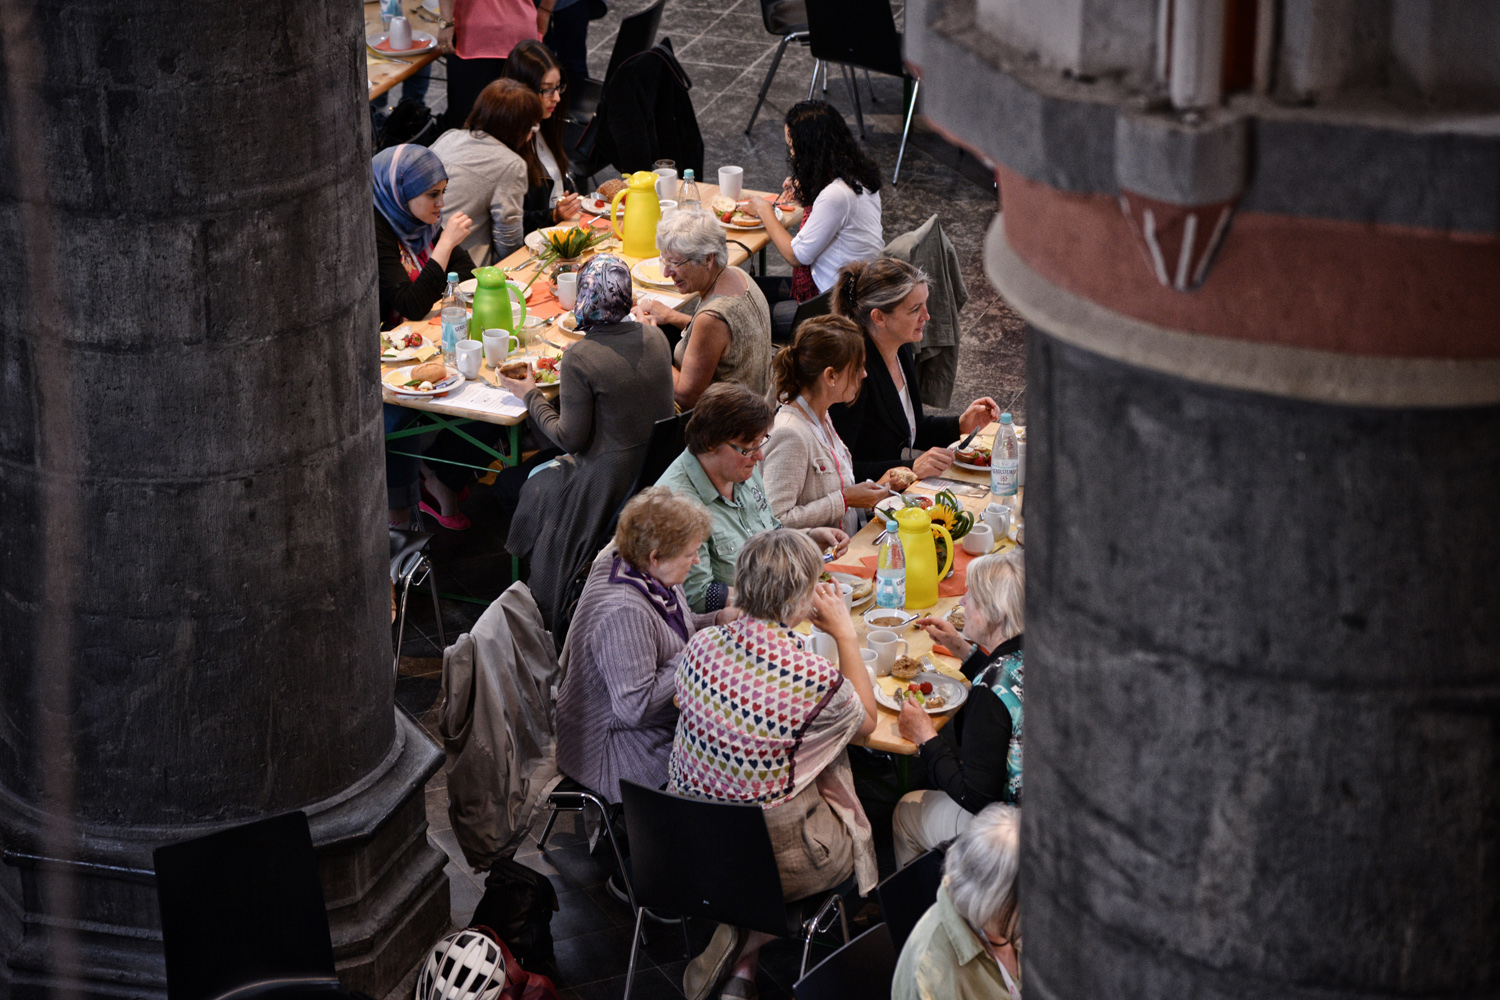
[955,425,985,452]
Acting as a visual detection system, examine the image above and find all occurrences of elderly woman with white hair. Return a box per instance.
[892,551,1025,866]
[893,803,1021,1000]
[634,208,773,410]
[668,529,878,1000]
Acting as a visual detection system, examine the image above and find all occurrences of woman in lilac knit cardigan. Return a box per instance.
[554,487,742,803]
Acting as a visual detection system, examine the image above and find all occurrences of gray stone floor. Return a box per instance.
[385,3,1025,995]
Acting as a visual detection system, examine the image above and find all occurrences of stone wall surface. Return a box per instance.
[0,1,447,996]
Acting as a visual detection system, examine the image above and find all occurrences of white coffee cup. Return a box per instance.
[839,583,853,610]
[455,340,482,378]
[809,626,838,664]
[482,330,520,366]
[556,272,578,310]
[718,165,744,200]
[860,648,879,671]
[658,199,678,220]
[982,503,1012,538]
[963,523,994,555]
[388,15,413,49]
[654,167,678,200]
[867,629,907,676]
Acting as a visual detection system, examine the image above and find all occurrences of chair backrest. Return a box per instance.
[618,780,788,937]
[792,922,898,1000]
[804,0,904,77]
[759,0,809,35]
[875,848,944,950]
[154,812,339,1000]
[790,288,834,336]
[604,0,667,83]
[636,410,692,494]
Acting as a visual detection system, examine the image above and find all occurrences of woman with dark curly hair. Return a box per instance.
[746,101,885,306]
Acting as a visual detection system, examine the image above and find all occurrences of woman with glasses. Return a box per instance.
[636,209,773,410]
[429,79,544,262]
[655,383,850,613]
[502,39,581,230]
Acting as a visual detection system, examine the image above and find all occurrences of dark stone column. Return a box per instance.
[0,1,447,996]
[1023,329,1500,999]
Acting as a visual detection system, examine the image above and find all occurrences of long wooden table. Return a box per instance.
[365,0,441,101]
[817,424,1024,755]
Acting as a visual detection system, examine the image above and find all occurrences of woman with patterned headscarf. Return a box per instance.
[374,143,476,329]
[499,255,674,628]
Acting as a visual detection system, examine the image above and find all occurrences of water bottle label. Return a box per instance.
[991,460,1019,496]
[876,569,905,608]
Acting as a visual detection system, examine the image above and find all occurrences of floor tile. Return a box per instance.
[553,923,653,987]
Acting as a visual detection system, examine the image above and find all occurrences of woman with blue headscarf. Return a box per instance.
[375,143,477,328]
[497,255,675,629]
[377,144,489,530]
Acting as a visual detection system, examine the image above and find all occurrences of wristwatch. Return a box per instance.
[437,17,455,28]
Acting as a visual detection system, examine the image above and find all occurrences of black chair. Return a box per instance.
[391,528,445,677]
[804,0,921,181]
[568,0,666,128]
[791,287,834,332]
[875,848,944,950]
[745,0,811,133]
[791,922,899,1000]
[633,410,692,495]
[618,780,852,999]
[535,777,636,909]
[154,812,344,1000]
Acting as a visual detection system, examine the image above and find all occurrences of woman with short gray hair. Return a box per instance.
[635,208,773,410]
[667,529,878,1000]
[892,550,1025,865]
[893,803,1021,999]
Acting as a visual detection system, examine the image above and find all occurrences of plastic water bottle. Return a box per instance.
[679,169,701,209]
[875,517,906,609]
[991,412,1020,501]
[439,273,464,365]
[381,0,402,29]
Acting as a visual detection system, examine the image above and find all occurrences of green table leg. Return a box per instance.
[894,755,912,796]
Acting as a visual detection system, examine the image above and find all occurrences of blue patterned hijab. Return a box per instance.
[372,144,447,267]
[574,255,635,330]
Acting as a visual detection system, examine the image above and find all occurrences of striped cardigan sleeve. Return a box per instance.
[763,414,844,529]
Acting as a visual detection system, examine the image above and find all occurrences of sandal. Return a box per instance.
[683,923,742,1000]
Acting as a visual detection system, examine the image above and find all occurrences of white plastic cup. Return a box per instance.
[658,199,678,220]
[867,629,907,675]
[718,165,744,200]
[482,330,519,366]
[860,648,879,671]
[455,340,482,378]
[388,15,413,49]
[839,583,853,609]
[809,627,838,664]
[654,167,678,200]
[556,272,578,310]
[962,523,994,555]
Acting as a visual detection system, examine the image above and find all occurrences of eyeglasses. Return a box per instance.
[724,435,770,457]
[659,254,694,272]
[538,82,567,97]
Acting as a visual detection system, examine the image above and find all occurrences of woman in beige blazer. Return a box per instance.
[762,316,893,533]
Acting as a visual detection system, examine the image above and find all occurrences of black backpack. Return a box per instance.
[470,857,559,978]
[375,97,441,152]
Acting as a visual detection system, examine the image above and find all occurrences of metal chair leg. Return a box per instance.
[864,68,878,103]
[893,78,920,183]
[392,569,416,678]
[622,906,647,1000]
[421,557,446,651]
[799,892,850,976]
[536,805,560,848]
[747,33,794,133]
[808,59,823,100]
[842,64,865,137]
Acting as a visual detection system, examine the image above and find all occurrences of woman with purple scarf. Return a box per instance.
[553,487,742,804]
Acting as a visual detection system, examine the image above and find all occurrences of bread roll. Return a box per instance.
[597,177,628,200]
[411,361,447,384]
[710,195,737,214]
[498,360,531,380]
[885,467,919,491]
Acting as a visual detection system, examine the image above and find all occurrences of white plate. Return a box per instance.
[631,257,675,288]
[384,364,463,396]
[875,494,934,517]
[556,312,580,334]
[717,205,787,231]
[871,670,968,715]
[525,224,589,254]
[827,572,875,611]
[948,440,994,473]
[581,196,611,215]
[367,30,437,55]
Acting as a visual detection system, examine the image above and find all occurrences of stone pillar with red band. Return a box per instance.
[910,1,1500,997]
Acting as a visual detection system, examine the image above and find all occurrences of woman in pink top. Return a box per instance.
[437,0,546,128]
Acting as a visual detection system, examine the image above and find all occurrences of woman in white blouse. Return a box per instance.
[745,101,885,336]
[762,315,893,533]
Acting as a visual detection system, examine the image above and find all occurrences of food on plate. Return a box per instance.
[384,326,425,351]
[597,177,628,200]
[850,578,874,602]
[710,195,737,215]
[410,361,447,384]
[635,261,668,284]
[947,606,965,630]
[883,467,919,491]
[956,444,992,466]
[868,615,908,629]
[895,679,947,710]
[497,359,532,380]
[717,206,761,227]
[891,655,923,680]
[534,355,561,385]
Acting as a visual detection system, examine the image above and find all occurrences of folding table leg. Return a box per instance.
[894,78,921,183]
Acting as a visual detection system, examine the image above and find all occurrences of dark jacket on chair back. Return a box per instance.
[830,335,960,481]
[591,40,704,175]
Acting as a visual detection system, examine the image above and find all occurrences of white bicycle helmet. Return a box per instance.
[416,928,508,1000]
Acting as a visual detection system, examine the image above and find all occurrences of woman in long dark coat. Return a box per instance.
[499,255,675,628]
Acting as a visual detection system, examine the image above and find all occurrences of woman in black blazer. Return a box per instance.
[829,258,998,481]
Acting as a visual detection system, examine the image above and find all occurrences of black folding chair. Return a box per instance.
[391,528,445,677]
[153,812,345,1000]
[568,0,666,127]
[875,847,944,950]
[792,922,899,1000]
[618,780,852,999]
[804,0,921,181]
[745,0,811,133]
[791,288,834,332]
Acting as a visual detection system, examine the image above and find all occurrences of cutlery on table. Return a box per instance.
[955,424,985,452]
